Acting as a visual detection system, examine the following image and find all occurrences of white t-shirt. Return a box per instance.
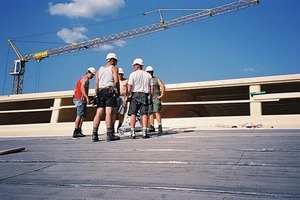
[128,70,153,93]
[98,65,114,88]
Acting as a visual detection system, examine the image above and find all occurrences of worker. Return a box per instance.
[127,58,154,139]
[146,66,166,134]
[116,68,129,132]
[111,67,128,133]
[72,67,96,138]
[92,53,120,142]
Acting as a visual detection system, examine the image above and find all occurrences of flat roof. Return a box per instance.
[1,129,300,199]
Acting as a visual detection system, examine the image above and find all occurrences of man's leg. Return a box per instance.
[105,107,113,128]
[130,114,137,139]
[155,112,163,134]
[73,102,87,137]
[142,114,150,138]
[73,116,85,138]
[78,117,84,133]
[153,100,162,134]
[117,114,124,129]
[142,114,148,129]
[73,109,85,138]
[92,108,104,142]
[106,107,120,141]
[111,109,117,133]
[148,113,155,132]
[117,99,127,131]
[74,116,81,129]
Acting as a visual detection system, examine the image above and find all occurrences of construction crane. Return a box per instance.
[8,0,259,94]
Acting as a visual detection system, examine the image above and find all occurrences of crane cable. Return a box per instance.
[2,44,11,95]
[35,62,41,93]
[10,14,142,41]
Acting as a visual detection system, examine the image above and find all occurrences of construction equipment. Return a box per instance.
[8,40,26,94]
[8,0,259,94]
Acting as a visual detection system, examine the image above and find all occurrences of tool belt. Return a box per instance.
[98,86,119,98]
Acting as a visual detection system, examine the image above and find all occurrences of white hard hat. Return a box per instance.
[106,53,118,61]
[87,67,96,75]
[145,66,154,72]
[118,68,124,74]
[132,58,144,66]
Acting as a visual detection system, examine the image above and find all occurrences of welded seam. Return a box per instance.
[3,182,298,198]
[0,159,278,167]
[236,151,244,165]
[0,163,56,182]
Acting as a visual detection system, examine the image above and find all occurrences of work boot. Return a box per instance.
[106,128,120,141]
[73,128,86,138]
[149,125,155,132]
[112,131,120,140]
[158,125,163,135]
[130,128,136,139]
[92,132,99,142]
[142,128,150,139]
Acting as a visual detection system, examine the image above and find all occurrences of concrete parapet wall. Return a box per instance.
[0,115,299,138]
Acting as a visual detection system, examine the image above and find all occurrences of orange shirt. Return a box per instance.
[73,77,89,100]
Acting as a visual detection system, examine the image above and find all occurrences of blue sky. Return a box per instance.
[1,0,299,95]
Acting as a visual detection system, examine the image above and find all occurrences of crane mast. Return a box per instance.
[9,0,259,94]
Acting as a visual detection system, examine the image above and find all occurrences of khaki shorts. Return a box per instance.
[148,97,162,113]
[117,96,127,115]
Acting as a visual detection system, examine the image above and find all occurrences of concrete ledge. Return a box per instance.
[0,115,299,138]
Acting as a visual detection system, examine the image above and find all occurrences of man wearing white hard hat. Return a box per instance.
[72,67,96,138]
[127,58,154,139]
[116,68,128,131]
[146,66,166,134]
[92,53,120,142]
[111,67,128,133]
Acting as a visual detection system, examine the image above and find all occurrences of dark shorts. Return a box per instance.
[96,88,117,108]
[73,98,87,117]
[148,96,162,113]
[128,92,149,116]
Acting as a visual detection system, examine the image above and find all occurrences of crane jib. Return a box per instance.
[23,0,258,62]
[9,0,259,94]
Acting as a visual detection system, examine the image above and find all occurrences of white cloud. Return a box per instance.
[96,40,126,51]
[99,44,114,51]
[56,27,127,49]
[49,0,125,18]
[56,27,128,50]
[243,68,256,72]
[57,26,89,43]
[114,40,126,47]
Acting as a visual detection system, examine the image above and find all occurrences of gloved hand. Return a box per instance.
[91,95,99,106]
[113,88,119,98]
